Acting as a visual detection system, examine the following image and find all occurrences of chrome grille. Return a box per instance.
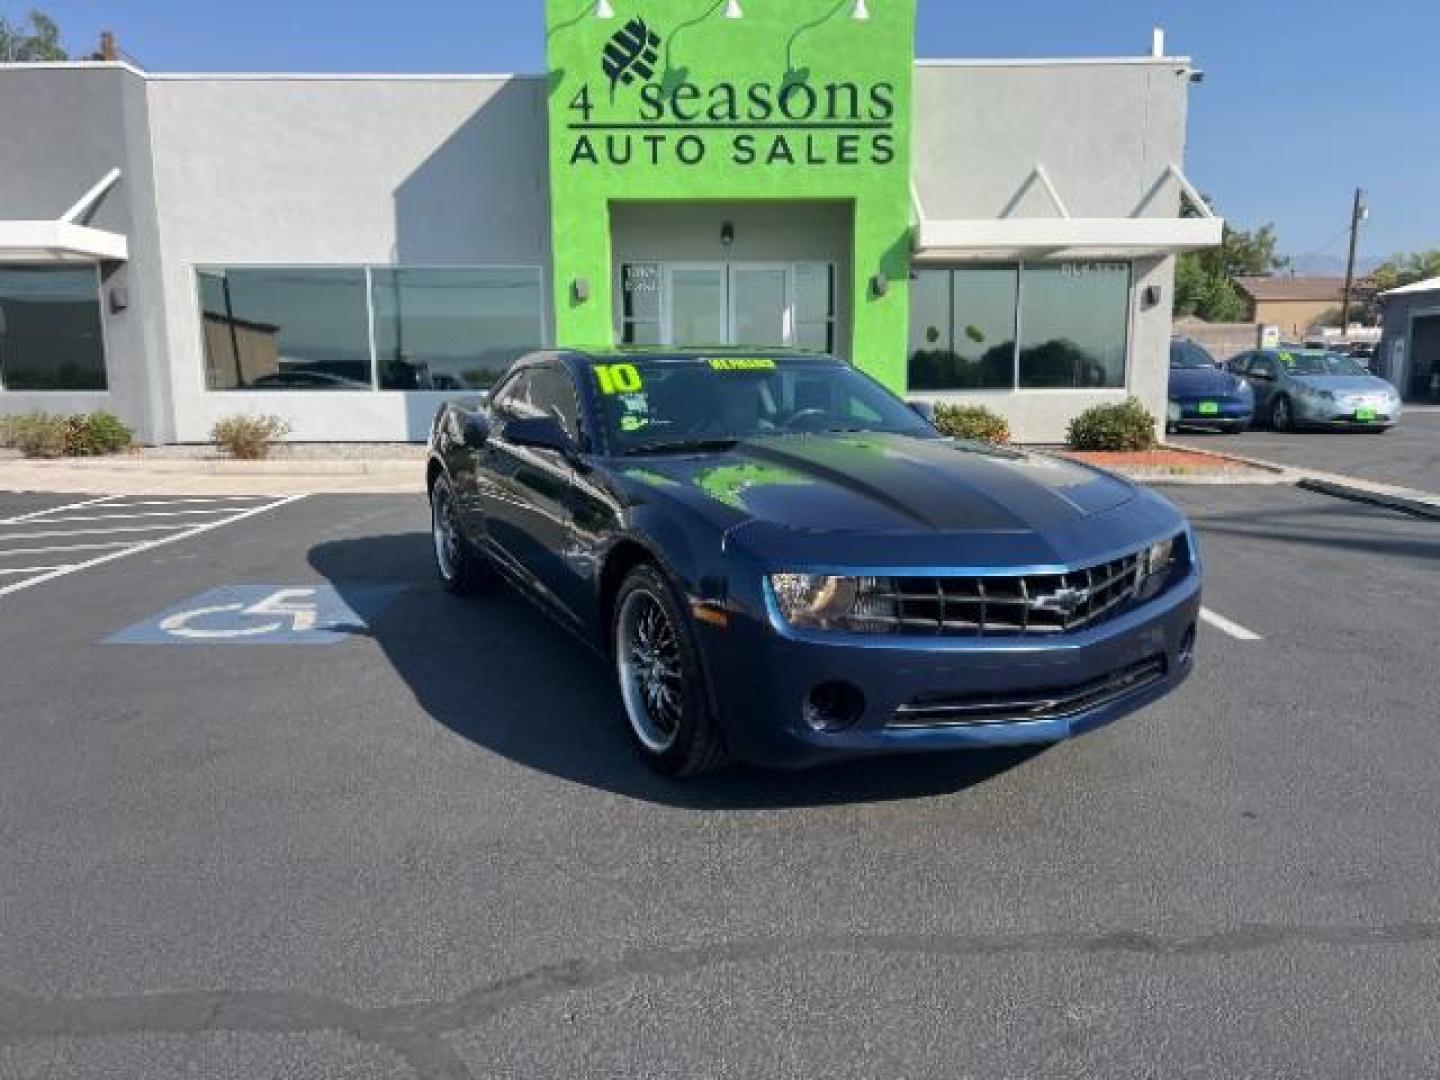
[867,551,1147,637]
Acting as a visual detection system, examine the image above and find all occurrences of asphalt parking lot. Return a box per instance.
[1174,407,1440,492]
[1,484,1438,1078]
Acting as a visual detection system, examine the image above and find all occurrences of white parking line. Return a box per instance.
[1200,607,1263,641]
[0,495,120,525]
[25,508,257,523]
[0,541,133,558]
[0,524,190,541]
[0,495,306,599]
[99,497,276,509]
[0,566,68,575]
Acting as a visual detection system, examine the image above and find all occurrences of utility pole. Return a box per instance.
[1340,187,1368,333]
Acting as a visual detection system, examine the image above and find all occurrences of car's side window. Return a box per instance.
[526,366,582,444]
[490,371,532,419]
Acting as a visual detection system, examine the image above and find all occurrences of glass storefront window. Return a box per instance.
[908,267,1016,390]
[199,267,371,390]
[371,268,543,390]
[0,265,107,390]
[908,262,1130,391]
[793,262,835,353]
[198,265,545,391]
[621,263,662,345]
[1018,262,1130,388]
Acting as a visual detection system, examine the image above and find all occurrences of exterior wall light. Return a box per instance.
[870,273,889,298]
[573,277,592,303]
[721,221,735,247]
[594,0,615,18]
[724,0,744,19]
[852,0,871,19]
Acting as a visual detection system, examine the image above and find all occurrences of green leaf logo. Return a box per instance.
[602,18,662,99]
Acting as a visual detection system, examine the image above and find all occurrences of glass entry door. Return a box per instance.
[619,262,835,352]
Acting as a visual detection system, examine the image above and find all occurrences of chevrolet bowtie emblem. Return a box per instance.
[1029,585,1090,617]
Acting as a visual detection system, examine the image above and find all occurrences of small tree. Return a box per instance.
[1174,210,1289,322]
[0,10,68,62]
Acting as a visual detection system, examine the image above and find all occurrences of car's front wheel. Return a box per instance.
[1270,395,1294,432]
[431,475,488,594]
[613,564,729,777]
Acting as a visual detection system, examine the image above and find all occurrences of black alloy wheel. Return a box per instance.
[613,564,729,777]
[1270,395,1294,432]
[431,475,488,594]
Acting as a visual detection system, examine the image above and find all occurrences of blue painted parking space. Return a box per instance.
[106,582,406,645]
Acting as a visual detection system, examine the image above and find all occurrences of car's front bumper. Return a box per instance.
[1292,395,1400,428]
[1169,397,1253,427]
[697,569,1201,769]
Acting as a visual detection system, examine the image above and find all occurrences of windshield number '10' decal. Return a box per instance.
[595,363,643,395]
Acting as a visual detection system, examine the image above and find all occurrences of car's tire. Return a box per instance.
[1270,395,1294,432]
[612,564,729,778]
[430,474,488,594]
[1223,421,1246,435]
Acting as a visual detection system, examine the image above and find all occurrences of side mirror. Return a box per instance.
[504,414,575,456]
[460,413,490,450]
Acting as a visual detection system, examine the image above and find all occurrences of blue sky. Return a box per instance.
[16,0,1439,263]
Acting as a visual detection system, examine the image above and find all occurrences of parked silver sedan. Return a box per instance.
[1231,348,1403,432]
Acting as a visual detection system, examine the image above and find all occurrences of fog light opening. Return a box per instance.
[1178,624,1197,666]
[804,681,865,733]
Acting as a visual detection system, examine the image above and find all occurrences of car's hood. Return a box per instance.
[1292,374,1396,394]
[612,432,1137,537]
[1169,365,1242,397]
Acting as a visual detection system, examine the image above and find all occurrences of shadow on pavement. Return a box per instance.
[308,532,1042,809]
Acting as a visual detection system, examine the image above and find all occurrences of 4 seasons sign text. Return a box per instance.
[567,16,898,169]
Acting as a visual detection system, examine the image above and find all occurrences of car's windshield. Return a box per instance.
[1277,351,1368,377]
[587,355,933,454]
[1170,341,1217,369]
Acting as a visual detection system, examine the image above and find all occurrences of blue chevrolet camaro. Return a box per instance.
[427,349,1201,776]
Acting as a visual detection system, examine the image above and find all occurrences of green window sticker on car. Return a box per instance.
[595,362,643,395]
[1355,407,1376,422]
[708,358,777,372]
[1199,401,1219,415]
[1278,352,1295,368]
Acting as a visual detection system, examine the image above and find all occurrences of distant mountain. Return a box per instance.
[1283,254,1386,277]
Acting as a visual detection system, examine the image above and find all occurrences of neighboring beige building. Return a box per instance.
[1234,276,1345,338]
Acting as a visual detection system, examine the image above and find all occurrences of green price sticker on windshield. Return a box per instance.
[709,358,776,372]
[595,363,643,395]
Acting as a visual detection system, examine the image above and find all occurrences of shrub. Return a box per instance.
[9,413,69,459]
[211,414,291,460]
[1066,398,1158,452]
[62,411,134,456]
[931,403,1011,445]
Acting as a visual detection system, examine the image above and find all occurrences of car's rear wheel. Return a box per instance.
[431,475,487,594]
[1270,395,1294,432]
[613,564,729,777]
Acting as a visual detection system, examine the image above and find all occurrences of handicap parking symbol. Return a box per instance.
[106,583,405,645]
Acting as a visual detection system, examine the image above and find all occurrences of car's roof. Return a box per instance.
[558,346,841,364]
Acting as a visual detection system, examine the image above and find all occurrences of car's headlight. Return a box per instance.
[768,574,895,632]
[1134,537,1178,602]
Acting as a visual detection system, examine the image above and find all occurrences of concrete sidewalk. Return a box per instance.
[1167,443,1440,521]
[0,454,424,495]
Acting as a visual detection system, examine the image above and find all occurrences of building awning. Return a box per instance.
[912,164,1223,263]
[0,169,128,264]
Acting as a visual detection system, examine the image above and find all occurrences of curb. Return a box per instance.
[1297,479,1440,521]
[13,457,420,476]
[1156,442,1289,475]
